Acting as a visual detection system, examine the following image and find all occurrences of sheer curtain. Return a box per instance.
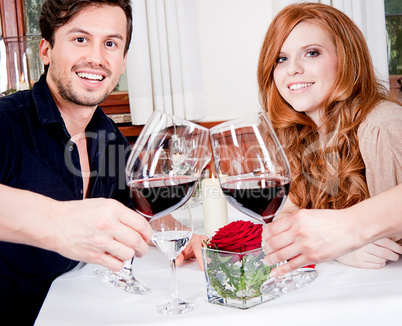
[126,0,205,125]
[271,0,389,85]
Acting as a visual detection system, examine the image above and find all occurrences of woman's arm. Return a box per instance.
[263,184,402,276]
[333,101,402,268]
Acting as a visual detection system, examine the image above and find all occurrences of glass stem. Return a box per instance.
[123,257,134,275]
[170,258,179,303]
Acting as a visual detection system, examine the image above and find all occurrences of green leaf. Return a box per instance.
[205,249,272,299]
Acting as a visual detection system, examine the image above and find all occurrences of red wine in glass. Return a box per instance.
[221,177,290,224]
[210,112,317,296]
[96,111,210,299]
[129,176,198,220]
[125,111,211,312]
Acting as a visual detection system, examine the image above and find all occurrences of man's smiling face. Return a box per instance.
[40,4,128,108]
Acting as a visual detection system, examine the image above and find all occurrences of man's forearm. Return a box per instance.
[0,184,56,247]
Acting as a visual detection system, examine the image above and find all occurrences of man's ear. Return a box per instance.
[39,38,51,66]
[121,52,128,75]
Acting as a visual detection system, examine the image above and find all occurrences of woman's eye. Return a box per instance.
[306,50,319,57]
[277,56,287,63]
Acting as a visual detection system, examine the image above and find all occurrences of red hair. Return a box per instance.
[257,3,397,209]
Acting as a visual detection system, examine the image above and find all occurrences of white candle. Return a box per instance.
[22,53,29,84]
[202,177,228,238]
[14,52,19,90]
[18,81,29,90]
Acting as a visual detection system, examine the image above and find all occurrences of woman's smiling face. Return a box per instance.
[273,21,338,126]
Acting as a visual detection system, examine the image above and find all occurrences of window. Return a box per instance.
[384,0,402,99]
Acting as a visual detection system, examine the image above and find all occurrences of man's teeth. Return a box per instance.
[77,72,104,82]
[289,83,313,91]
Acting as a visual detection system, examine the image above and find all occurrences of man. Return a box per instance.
[0,1,152,324]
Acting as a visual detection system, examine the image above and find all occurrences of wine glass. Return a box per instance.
[149,205,194,314]
[209,111,317,296]
[94,257,151,294]
[126,111,210,314]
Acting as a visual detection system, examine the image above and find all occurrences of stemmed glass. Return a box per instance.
[94,256,151,294]
[126,111,210,314]
[149,205,194,314]
[209,112,317,296]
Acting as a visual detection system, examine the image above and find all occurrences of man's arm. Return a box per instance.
[0,184,153,271]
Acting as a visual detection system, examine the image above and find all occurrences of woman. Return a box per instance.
[257,3,402,269]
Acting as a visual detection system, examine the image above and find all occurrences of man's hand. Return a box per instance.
[48,198,153,271]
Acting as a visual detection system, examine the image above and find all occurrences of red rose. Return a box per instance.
[207,220,263,253]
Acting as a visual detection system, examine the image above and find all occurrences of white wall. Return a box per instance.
[194,0,273,122]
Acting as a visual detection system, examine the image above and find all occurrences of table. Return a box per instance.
[35,206,402,326]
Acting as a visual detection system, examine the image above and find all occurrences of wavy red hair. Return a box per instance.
[257,3,397,209]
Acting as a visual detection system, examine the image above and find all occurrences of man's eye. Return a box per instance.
[105,41,117,48]
[75,37,87,43]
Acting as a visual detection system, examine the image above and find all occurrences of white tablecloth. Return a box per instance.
[35,206,402,326]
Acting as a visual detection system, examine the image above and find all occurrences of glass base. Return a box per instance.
[94,268,151,294]
[206,292,278,309]
[260,268,318,295]
[202,247,280,309]
[155,299,195,315]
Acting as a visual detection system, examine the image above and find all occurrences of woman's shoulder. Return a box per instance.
[357,101,402,198]
[358,100,402,133]
[363,100,402,126]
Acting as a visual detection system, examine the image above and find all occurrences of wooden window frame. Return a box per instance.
[0,0,25,38]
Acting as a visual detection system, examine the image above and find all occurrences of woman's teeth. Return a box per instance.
[289,82,313,91]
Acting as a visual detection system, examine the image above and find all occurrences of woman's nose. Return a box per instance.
[287,57,304,76]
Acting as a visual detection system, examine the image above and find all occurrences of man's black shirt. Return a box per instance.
[0,75,131,324]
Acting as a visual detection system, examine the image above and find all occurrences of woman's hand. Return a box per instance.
[336,238,402,268]
[176,234,209,270]
[262,208,358,276]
